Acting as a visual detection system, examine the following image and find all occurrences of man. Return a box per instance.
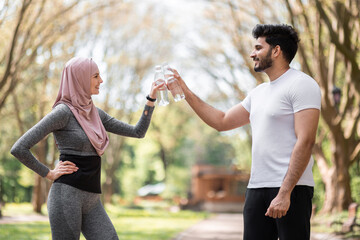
[171,24,321,240]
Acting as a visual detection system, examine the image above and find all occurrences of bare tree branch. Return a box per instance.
[0,0,32,91]
[315,0,359,75]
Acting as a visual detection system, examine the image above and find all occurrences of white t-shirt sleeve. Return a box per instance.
[241,89,254,113]
[289,76,321,113]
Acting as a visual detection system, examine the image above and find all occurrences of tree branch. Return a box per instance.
[313,142,330,182]
[0,0,32,91]
[315,0,359,72]
[11,92,25,135]
[284,0,313,77]
[350,142,360,164]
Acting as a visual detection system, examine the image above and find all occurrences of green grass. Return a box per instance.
[1,222,51,240]
[0,203,209,240]
[2,203,42,215]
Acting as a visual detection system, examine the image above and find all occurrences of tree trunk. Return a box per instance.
[103,167,116,204]
[32,175,44,213]
[159,146,167,180]
[316,133,353,213]
[322,166,352,213]
[103,178,114,204]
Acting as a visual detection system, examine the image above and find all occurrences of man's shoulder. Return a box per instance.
[253,82,269,91]
[289,68,316,81]
[288,69,319,88]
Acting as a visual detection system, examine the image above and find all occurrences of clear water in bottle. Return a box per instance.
[162,63,185,102]
[154,65,169,106]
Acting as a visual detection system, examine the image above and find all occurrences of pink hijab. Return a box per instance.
[53,57,109,156]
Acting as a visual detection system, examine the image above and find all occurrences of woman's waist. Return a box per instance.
[59,148,98,157]
[56,153,102,194]
[59,154,101,170]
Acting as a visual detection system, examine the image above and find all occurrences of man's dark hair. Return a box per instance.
[252,24,300,63]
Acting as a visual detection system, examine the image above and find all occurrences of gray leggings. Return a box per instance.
[47,183,119,240]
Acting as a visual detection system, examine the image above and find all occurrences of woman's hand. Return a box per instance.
[146,81,166,106]
[46,160,78,181]
[149,81,166,99]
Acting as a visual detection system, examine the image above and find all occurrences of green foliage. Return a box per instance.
[230,133,252,170]
[350,164,360,204]
[0,156,32,203]
[312,163,325,211]
[162,166,191,199]
[193,131,236,166]
[120,169,145,202]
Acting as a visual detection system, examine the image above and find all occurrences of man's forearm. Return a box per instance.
[183,87,226,131]
[279,139,314,197]
[174,68,249,131]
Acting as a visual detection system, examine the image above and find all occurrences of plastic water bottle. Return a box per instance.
[154,65,169,106]
[162,63,185,102]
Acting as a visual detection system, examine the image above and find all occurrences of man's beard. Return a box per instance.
[254,48,273,72]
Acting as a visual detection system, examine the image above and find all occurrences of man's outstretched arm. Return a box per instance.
[171,69,250,131]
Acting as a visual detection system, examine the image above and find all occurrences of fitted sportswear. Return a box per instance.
[11,103,154,178]
[47,183,119,240]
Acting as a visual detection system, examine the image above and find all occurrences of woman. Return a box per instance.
[11,57,161,239]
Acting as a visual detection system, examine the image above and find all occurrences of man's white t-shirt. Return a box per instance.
[241,68,321,188]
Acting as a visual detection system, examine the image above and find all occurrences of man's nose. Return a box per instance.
[250,50,256,58]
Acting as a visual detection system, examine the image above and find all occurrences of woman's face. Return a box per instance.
[90,72,103,95]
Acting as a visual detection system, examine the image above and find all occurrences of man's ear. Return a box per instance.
[273,45,281,57]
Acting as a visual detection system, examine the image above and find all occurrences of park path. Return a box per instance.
[172,213,345,240]
[172,213,243,240]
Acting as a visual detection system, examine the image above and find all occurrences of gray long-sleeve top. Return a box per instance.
[11,103,155,177]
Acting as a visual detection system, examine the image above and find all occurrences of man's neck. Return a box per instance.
[265,64,290,81]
